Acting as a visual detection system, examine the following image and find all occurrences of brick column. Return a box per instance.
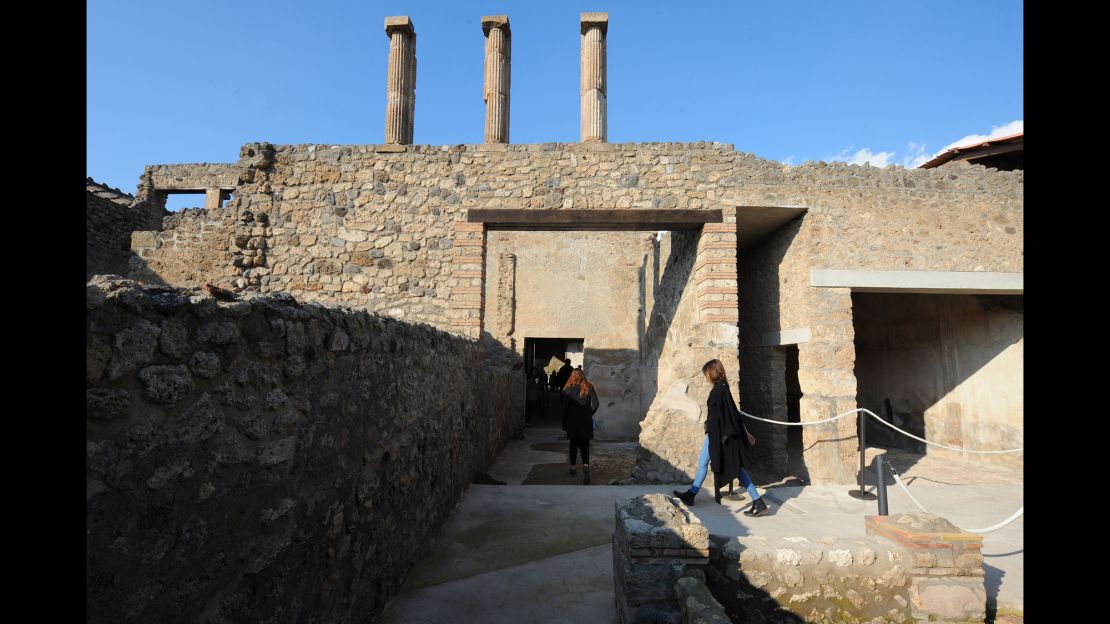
[448,221,486,339]
[580,12,608,142]
[482,15,511,144]
[384,16,416,145]
[695,218,738,325]
[866,512,986,623]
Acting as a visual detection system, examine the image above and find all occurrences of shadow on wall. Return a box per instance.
[853,292,1024,471]
[85,278,519,624]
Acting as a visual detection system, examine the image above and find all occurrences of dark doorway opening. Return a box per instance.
[523,337,585,430]
[782,344,808,483]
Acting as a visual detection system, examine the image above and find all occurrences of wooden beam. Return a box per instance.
[467,209,722,230]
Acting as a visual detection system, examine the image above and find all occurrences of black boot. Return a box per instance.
[568,465,576,476]
[672,489,696,506]
[743,497,769,517]
[583,464,591,485]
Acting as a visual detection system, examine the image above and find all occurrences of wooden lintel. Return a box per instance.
[466,209,723,231]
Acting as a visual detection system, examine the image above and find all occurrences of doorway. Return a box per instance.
[523,337,585,429]
[782,344,808,482]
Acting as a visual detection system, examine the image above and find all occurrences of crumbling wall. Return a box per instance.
[86,277,512,623]
[86,178,165,279]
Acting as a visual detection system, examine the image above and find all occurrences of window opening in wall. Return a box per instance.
[165,193,207,212]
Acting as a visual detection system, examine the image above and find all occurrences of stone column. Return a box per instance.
[384,16,416,145]
[580,12,608,142]
[482,15,511,144]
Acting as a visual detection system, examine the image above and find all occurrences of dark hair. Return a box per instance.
[701,359,727,384]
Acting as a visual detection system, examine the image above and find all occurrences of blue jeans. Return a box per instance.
[690,435,760,500]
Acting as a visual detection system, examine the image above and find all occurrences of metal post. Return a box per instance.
[848,410,877,500]
[876,455,889,516]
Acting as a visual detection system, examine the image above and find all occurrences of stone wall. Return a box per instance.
[633,225,742,483]
[738,160,1022,483]
[612,496,984,624]
[140,143,1017,333]
[129,207,235,287]
[86,277,512,623]
[712,534,912,623]
[853,292,1023,467]
[134,143,1023,484]
[613,493,710,624]
[86,178,165,279]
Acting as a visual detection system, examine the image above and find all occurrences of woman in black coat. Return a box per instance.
[562,369,599,485]
[673,359,770,517]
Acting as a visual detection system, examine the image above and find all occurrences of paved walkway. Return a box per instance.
[380,422,1023,623]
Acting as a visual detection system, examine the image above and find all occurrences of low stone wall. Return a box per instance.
[86,277,512,623]
[613,494,985,624]
[613,493,710,624]
[711,534,911,623]
[866,513,986,623]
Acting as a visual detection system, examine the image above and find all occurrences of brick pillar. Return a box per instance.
[580,12,608,142]
[693,206,741,425]
[482,15,511,144]
[695,221,738,325]
[384,16,416,145]
[866,512,986,623]
[448,221,486,339]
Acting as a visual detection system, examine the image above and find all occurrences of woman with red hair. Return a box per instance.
[561,368,600,485]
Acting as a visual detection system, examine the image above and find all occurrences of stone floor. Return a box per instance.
[379,405,1023,623]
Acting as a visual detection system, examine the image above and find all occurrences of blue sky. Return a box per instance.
[88,1,1022,204]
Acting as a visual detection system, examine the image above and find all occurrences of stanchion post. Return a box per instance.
[876,455,889,516]
[849,410,877,500]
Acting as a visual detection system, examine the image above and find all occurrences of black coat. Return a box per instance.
[562,386,599,440]
[556,364,574,388]
[705,380,749,478]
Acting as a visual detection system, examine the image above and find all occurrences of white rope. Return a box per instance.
[739,408,855,426]
[857,408,1023,454]
[739,407,1023,454]
[888,466,1024,534]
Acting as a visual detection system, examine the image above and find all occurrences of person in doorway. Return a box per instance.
[525,369,541,427]
[562,369,600,485]
[673,359,770,517]
[556,358,574,392]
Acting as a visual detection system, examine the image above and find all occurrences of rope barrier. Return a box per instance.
[887,464,1024,534]
[738,407,1023,454]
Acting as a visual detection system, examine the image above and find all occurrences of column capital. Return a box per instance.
[482,15,510,35]
[384,16,414,37]
[580,12,608,35]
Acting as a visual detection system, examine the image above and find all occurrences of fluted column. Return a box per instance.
[580,12,608,143]
[384,16,416,145]
[482,15,511,144]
